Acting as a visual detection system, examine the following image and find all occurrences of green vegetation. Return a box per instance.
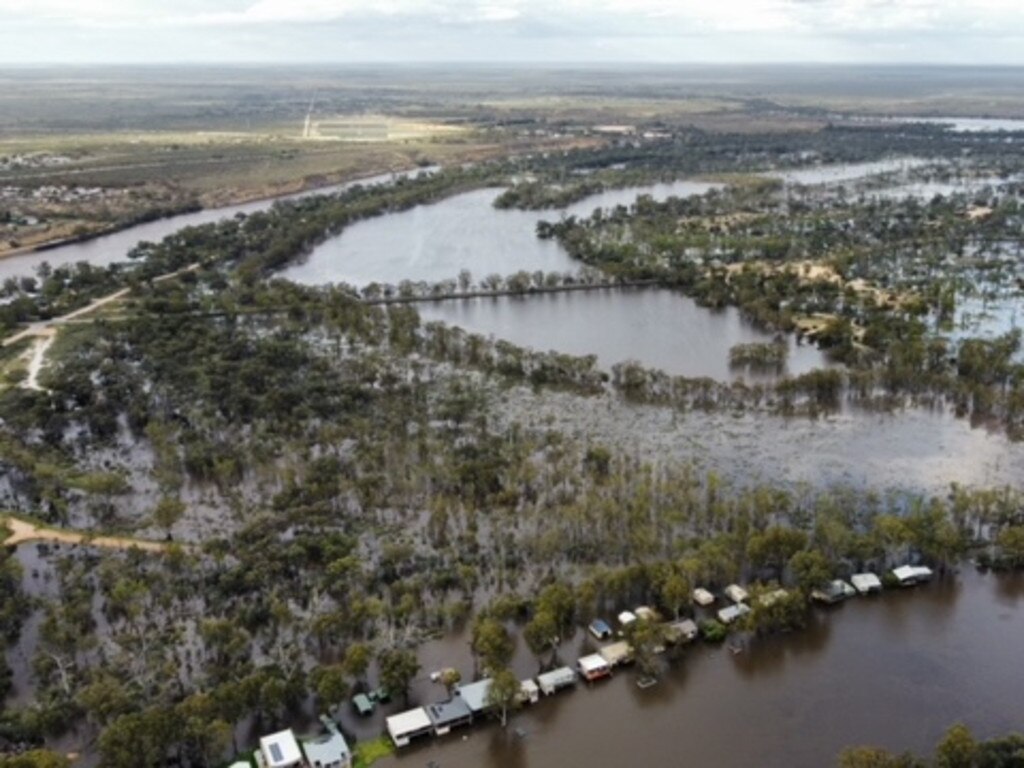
[2,73,1024,766]
[353,736,395,768]
[839,723,1024,767]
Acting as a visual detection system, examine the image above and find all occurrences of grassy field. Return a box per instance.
[3,64,1023,255]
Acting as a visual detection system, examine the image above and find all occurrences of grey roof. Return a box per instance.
[425,697,473,727]
[718,603,751,624]
[303,728,351,766]
[456,678,492,713]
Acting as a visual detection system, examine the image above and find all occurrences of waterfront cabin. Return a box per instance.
[537,666,577,696]
[598,640,633,667]
[812,580,855,605]
[618,610,638,628]
[426,697,474,736]
[666,618,699,644]
[577,654,612,681]
[352,693,374,717]
[634,605,660,622]
[851,572,882,594]
[302,716,352,768]
[717,603,751,625]
[519,679,540,705]
[893,565,934,586]
[258,729,304,768]
[588,618,613,640]
[692,587,715,606]
[757,588,790,607]
[386,707,433,748]
[455,678,492,715]
[724,584,749,604]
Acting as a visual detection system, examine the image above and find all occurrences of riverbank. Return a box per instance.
[0,166,421,264]
[373,568,1024,768]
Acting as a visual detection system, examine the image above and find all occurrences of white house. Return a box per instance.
[386,707,433,748]
[258,730,304,768]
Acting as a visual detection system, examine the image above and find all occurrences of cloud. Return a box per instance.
[0,0,1023,62]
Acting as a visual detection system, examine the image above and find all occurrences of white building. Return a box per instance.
[258,730,304,768]
[386,708,433,748]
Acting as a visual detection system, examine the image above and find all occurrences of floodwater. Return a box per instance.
[417,287,830,382]
[495,389,1024,494]
[768,158,929,186]
[371,569,1024,768]
[279,180,825,382]
[279,188,576,287]
[0,168,432,282]
[278,180,718,288]
[892,116,1024,133]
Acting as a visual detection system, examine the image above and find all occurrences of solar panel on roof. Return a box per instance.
[269,743,283,762]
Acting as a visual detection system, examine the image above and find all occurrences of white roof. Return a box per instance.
[725,584,749,603]
[758,588,789,607]
[386,708,432,738]
[693,588,715,606]
[260,730,303,768]
[456,678,492,712]
[598,640,632,664]
[537,666,576,685]
[851,573,882,591]
[668,619,699,639]
[520,679,539,694]
[578,654,610,673]
[893,565,932,582]
[634,606,658,621]
[618,610,637,626]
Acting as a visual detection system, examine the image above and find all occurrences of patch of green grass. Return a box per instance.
[353,736,395,768]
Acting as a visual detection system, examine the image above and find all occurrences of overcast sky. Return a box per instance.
[2,0,1023,65]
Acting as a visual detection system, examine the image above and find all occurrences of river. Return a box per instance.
[366,569,1024,768]
[278,181,832,381]
[0,168,432,283]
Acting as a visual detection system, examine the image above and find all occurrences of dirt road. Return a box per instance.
[2,516,170,553]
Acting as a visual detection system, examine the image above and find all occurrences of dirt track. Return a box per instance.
[2,516,170,553]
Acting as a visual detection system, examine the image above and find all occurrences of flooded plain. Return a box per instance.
[372,569,1024,768]
[278,180,718,288]
[418,287,830,381]
[0,169,430,282]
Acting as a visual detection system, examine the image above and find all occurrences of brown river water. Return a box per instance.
[365,569,1024,768]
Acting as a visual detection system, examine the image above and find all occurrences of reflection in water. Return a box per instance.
[279,181,718,289]
[0,169,427,282]
[376,570,1024,768]
[418,288,830,381]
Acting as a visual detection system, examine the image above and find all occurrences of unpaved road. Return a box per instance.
[1,264,200,391]
[1,516,170,553]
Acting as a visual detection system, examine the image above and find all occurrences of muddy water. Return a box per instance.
[277,181,718,288]
[374,569,1024,768]
[0,169,430,282]
[279,188,575,287]
[768,158,930,186]
[418,287,831,382]
[891,117,1024,133]
[491,387,1024,495]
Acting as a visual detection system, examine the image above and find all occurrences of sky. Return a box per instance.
[2,0,1024,65]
